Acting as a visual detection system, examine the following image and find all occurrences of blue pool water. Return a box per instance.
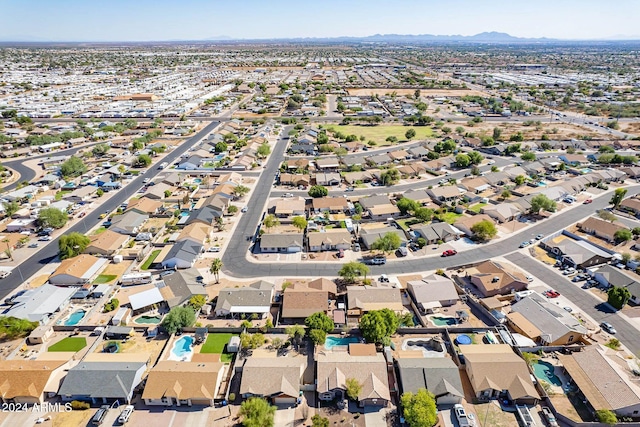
[179,211,190,217]
[64,310,86,326]
[212,153,225,162]
[532,360,562,386]
[193,178,202,184]
[324,336,359,350]
[537,181,547,187]
[431,316,457,326]
[171,336,194,359]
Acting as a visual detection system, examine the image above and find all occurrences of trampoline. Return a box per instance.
[456,334,472,345]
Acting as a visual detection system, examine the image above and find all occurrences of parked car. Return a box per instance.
[0,271,10,279]
[519,241,530,248]
[583,199,593,204]
[543,290,560,298]
[562,267,576,275]
[353,243,361,252]
[207,247,220,253]
[601,322,616,334]
[117,405,134,424]
[369,257,386,265]
[379,274,389,283]
[38,236,52,241]
[563,306,573,313]
[442,249,457,257]
[541,406,559,427]
[241,206,248,213]
[535,234,544,240]
[28,243,39,248]
[454,404,471,427]
[337,249,345,258]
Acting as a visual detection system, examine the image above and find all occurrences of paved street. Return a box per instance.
[0,120,220,300]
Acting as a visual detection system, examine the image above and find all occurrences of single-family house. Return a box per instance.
[359,195,400,220]
[482,203,523,223]
[311,197,349,214]
[109,210,149,235]
[347,284,403,317]
[402,189,432,205]
[214,281,274,318]
[160,268,207,308]
[411,222,461,244]
[314,173,341,186]
[559,154,589,167]
[547,238,613,269]
[460,344,539,405]
[178,155,204,170]
[620,197,640,215]
[126,197,163,215]
[396,358,464,406]
[159,240,204,269]
[49,255,109,286]
[316,345,391,407]
[4,285,77,324]
[593,265,640,303]
[307,229,352,252]
[260,233,304,253]
[453,214,495,239]
[579,217,627,243]
[240,356,305,405]
[279,173,310,187]
[315,158,340,171]
[407,274,460,314]
[143,182,174,200]
[281,280,336,319]
[466,260,528,297]
[84,230,130,257]
[0,359,70,405]
[427,186,464,204]
[359,226,408,250]
[274,198,306,218]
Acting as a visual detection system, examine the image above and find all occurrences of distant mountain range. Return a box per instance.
[2,31,640,44]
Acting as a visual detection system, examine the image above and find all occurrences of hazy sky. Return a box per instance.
[1,0,638,41]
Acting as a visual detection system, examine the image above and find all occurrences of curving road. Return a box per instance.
[0,120,220,300]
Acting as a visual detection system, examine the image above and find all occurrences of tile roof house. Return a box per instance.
[460,344,539,405]
[274,198,306,218]
[396,357,464,406]
[159,239,204,269]
[411,223,461,244]
[402,189,431,205]
[58,360,147,405]
[260,233,304,253]
[84,229,129,257]
[240,356,305,405]
[311,197,349,213]
[558,345,640,417]
[109,210,149,235]
[125,197,163,215]
[482,203,523,223]
[282,284,331,319]
[347,284,403,316]
[307,229,352,252]
[316,347,391,407]
[143,182,174,200]
[185,206,224,227]
[579,217,627,243]
[407,274,460,314]
[49,255,109,286]
[467,260,528,297]
[620,197,640,215]
[279,173,310,187]
[359,195,401,220]
[214,281,274,318]
[142,360,225,407]
[548,238,613,269]
[177,223,212,245]
[508,294,588,345]
[0,359,70,404]
[313,172,341,186]
[159,268,207,308]
[427,186,464,204]
[453,214,495,239]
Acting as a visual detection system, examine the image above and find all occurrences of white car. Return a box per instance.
[38,236,52,241]
[117,405,134,424]
[454,404,471,427]
[241,206,248,213]
[143,178,150,183]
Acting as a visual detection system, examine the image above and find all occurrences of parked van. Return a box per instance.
[515,290,535,301]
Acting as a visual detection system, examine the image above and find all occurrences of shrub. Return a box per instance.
[228,392,236,402]
[71,400,90,410]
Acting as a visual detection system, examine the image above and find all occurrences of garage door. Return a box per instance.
[190,399,213,406]
[273,397,297,405]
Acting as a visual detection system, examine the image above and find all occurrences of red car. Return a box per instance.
[583,199,593,204]
[544,290,560,298]
[442,249,457,257]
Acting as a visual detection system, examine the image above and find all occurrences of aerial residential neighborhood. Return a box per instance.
[2,2,640,427]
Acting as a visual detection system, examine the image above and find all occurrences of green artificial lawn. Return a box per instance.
[200,333,235,362]
[48,337,87,352]
[141,250,161,270]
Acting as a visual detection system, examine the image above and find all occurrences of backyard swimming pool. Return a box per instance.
[324,336,359,350]
[532,360,562,386]
[170,336,194,361]
[430,316,457,326]
[64,309,86,326]
[135,315,161,325]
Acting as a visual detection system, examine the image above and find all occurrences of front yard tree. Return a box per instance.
[239,397,276,427]
[210,258,223,283]
[467,151,484,165]
[614,229,633,243]
[58,232,90,259]
[530,194,557,214]
[161,306,196,335]
[292,216,308,231]
[608,286,631,310]
[345,378,363,401]
[38,207,68,229]
[455,154,470,168]
[263,214,280,231]
[521,151,536,161]
[257,143,271,158]
[232,185,250,199]
[311,414,330,427]
[380,168,400,186]
[308,185,328,198]
[338,261,369,283]
[372,232,402,254]
[135,154,152,167]
[514,175,526,186]
[470,219,498,241]
[305,312,334,333]
[401,389,438,427]
[610,188,628,209]
[397,197,419,215]
[2,201,19,217]
[60,156,87,178]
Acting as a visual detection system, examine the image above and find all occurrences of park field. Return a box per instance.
[325,124,434,146]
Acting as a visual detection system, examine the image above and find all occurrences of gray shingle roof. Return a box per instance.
[397,358,464,398]
[58,362,145,400]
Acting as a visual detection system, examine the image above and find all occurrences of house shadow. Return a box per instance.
[594,302,616,314]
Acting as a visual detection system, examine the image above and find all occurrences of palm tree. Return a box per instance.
[2,239,12,261]
[210,258,223,284]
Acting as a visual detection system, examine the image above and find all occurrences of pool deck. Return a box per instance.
[536,355,572,394]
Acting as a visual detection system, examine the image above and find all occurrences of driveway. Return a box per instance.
[273,407,295,427]
[364,406,389,427]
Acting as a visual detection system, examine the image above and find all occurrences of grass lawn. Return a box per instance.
[54,190,72,201]
[396,217,421,231]
[438,212,463,224]
[201,333,235,363]
[141,250,161,270]
[468,203,487,213]
[48,337,87,352]
[326,124,433,146]
[93,274,117,284]
[92,227,107,235]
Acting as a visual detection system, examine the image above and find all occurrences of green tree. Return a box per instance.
[134,154,152,167]
[228,205,238,214]
[263,214,280,230]
[92,143,110,157]
[492,127,502,140]
[372,232,402,254]
[405,128,416,140]
[0,316,38,339]
[305,312,334,333]
[239,398,276,427]
[455,154,470,168]
[103,298,120,313]
[598,210,618,223]
[161,306,196,334]
[214,141,228,153]
[123,118,137,129]
[58,232,90,259]
[397,198,419,215]
[501,189,511,200]
[188,295,207,310]
[2,201,19,217]
[38,207,68,229]
[470,219,498,241]
[311,414,330,427]
[338,261,369,283]
[521,152,536,161]
[209,258,222,283]
[514,175,526,186]
[385,136,398,144]
[468,151,484,165]
[292,216,308,231]
[257,143,271,158]
[359,308,399,344]
[402,389,438,427]
[308,185,328,198]
[286,325,305,346]
[599,145,616,153]
[232,185,250,199]
[614,229,633,243]
[608,286,631,310]
[380,168,400,186]
[610,188,628,209]
[96,188,104,197]
[60,156,87,178]
[415,207,434,222]
[595,409,618,425]
[530,194,557,214]
[308,329,327,346]
[345,378,362,401]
